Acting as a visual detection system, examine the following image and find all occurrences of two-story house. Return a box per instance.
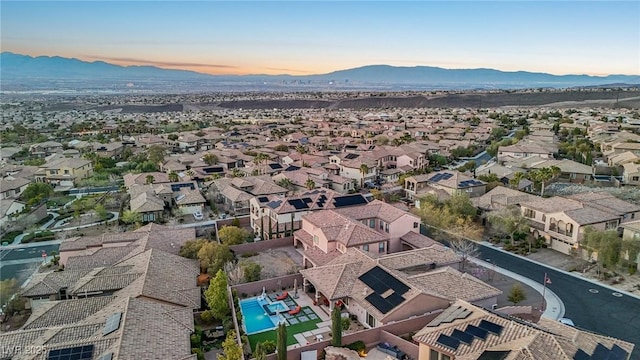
[405,170,486,201]
[209,175,288,215]
[497,143,555,162]
[36,158,93,188]
[521,192,640,255]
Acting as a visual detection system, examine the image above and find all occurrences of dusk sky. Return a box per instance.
[2,1,639,76]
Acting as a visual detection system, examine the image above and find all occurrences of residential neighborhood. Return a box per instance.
[1,92,640,360]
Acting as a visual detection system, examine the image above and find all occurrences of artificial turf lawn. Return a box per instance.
[246,307,321,352]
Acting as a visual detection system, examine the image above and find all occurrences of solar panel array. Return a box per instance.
[288,199,309,210]
[436,334,460,350]
[428,306,473,327]
[451,329,474,344]
[429,172,454,183]
[574,343,628,360]
[266,200,282,209]
[476,350,511,360]
[171,183,195,192]
[316,194,327,208]
[48,345,94,360]
[333,194,368,208]
[465,324,488,340]
[345,153,360,160]
[458,179,485,188]
[479,320,504,335]
[258,196,269,203]
[269,163,283,170]
[103,312,122,336]
[359,266,410,314]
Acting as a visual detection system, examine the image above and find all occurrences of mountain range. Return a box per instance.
[1,52,639,92]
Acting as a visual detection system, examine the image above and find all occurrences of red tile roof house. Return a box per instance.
[414,299,634,360]
[293,199,428,267]
[299,247,500,329]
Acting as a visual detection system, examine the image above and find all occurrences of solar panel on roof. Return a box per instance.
[269,163,283,169]
[451,329,474,345]
[385,292,405,308]
[303,198,313,203]
[359,271,388,293]
[430,174,443,182]
[345,153,359,159]
[319,195,327,201]
[48,345,94,360]
[610,344,629,360]
[436,334,460,350]
[333,194,368,208]
[267,200,282,209]
[476,350,511,360]
[442,173,454,180]
[572,349,590,360]
[365,293,395,314]
[479,320,503,335]
[258,196,269,203]
[465,324,488,340]
[103,312,122,336]
[592,344,610,359]
[288,199,309,210]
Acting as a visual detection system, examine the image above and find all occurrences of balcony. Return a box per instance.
[549,224,574,238]
[527,219,545,231]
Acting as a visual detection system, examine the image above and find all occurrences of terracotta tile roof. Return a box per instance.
[302,210,389,247]
[22,269,93,297]
[66,246,139,269]
[407,267,502,302]
[399,232,440,249]
[335,199,415,223]
[377,245,461,270]
[413,300,635,360]
[472,186,536,211]
[23,296,115,330]
[130,190,165,213]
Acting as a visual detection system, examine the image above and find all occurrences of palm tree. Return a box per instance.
[230,168,243,178]
[253,153,269,175]
[185,169,195,179]
[168,171,179,182]
[509,172,525,189]
[359,163,370,188]
[550,166,561,180]
[529,168,554,197]
[305,178,316,190]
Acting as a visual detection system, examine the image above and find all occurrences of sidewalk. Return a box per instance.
[469,257,565,321]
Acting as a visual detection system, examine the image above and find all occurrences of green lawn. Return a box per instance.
[247,306,321,352]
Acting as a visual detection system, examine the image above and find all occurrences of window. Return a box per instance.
[605,220,619,230]
[363,244,369,252]
[64,169,70,175]
[366,312,376,328]
[413,222,419,229]
[385,223,389,233]
[542,214,546,222]
[524,208,536,219]
[430,349,439,360]
[369,219,375,228]
[313,235,319,245]
[633,176,640,181]
[380,220,385,231]
[378,242,385,253]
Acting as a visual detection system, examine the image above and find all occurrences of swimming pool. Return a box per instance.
[239,297,287,334]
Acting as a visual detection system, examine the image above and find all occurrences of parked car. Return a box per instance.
[193,211,204,221]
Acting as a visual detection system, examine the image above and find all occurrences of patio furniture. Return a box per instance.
[377,343,406,360]
[276,291,289,301]
[289,305,302,315]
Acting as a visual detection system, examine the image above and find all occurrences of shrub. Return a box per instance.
[341,317,351,331]
[200,310,214,324]
[191,348,204,360]
[344,340,366,352]
[259,340,276,354]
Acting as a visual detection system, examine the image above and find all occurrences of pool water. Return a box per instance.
[239,298,280,334]
[267,302,288,313]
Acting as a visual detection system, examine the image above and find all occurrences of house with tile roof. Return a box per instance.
[293,199,426,266]
[0,176,31,199]
[35,158,93,188]
[58,223,195,266]
[249,189,369,240]
[299,247,500,328]
[405,170,486,201]
[209,175,288,215]
[520,192,640,255]
[497,142,555,162]
[4,247,199,360]
[413,299,634,360]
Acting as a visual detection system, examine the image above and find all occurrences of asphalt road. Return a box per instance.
[0,244,60,261]
[479,244,640,359]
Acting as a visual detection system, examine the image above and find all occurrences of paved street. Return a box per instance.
[479,244,640,359]
[0,244,60,282]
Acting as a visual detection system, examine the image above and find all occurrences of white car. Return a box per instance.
[193,211,204,221]
[559,318,575,327]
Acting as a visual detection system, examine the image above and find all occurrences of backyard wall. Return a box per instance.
[231,273,303,298]
[266,310,442,360]
[230,236,293,255]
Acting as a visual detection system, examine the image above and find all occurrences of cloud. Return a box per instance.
[85,55,237,69]
[263,67,311,74]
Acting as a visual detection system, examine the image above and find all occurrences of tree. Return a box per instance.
[205,269,230,320]
[448,237,480,272]
[218,226,251,245]
[528,167,554,197]
[509,172,525,189]
[487,206,531,249]
[331,305,342,347]
[179,239,208,259]
[507,283,526,305]
[274,144,289,152]
[21,183,54,205]
[276,178,295,191]
[242,262,262,282]
[145,174,155,184]
[230,168,243,178]
[276,323,287,360]
[359,164,370,188]
[0,278,18,308]
[121,210,142,225]
[254,342,267,360]
[147,144,166,165]
[370,188,383,200]
[198,242,235,275]
[582,227,623,276]
[305,178,316,190]
[418,194,483,242]
[218,330,242,360]
[95,204,108,221]
[168,171,179,182]
[253,153,269,175]
[203,153,219,166]
[257,340,276,355]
